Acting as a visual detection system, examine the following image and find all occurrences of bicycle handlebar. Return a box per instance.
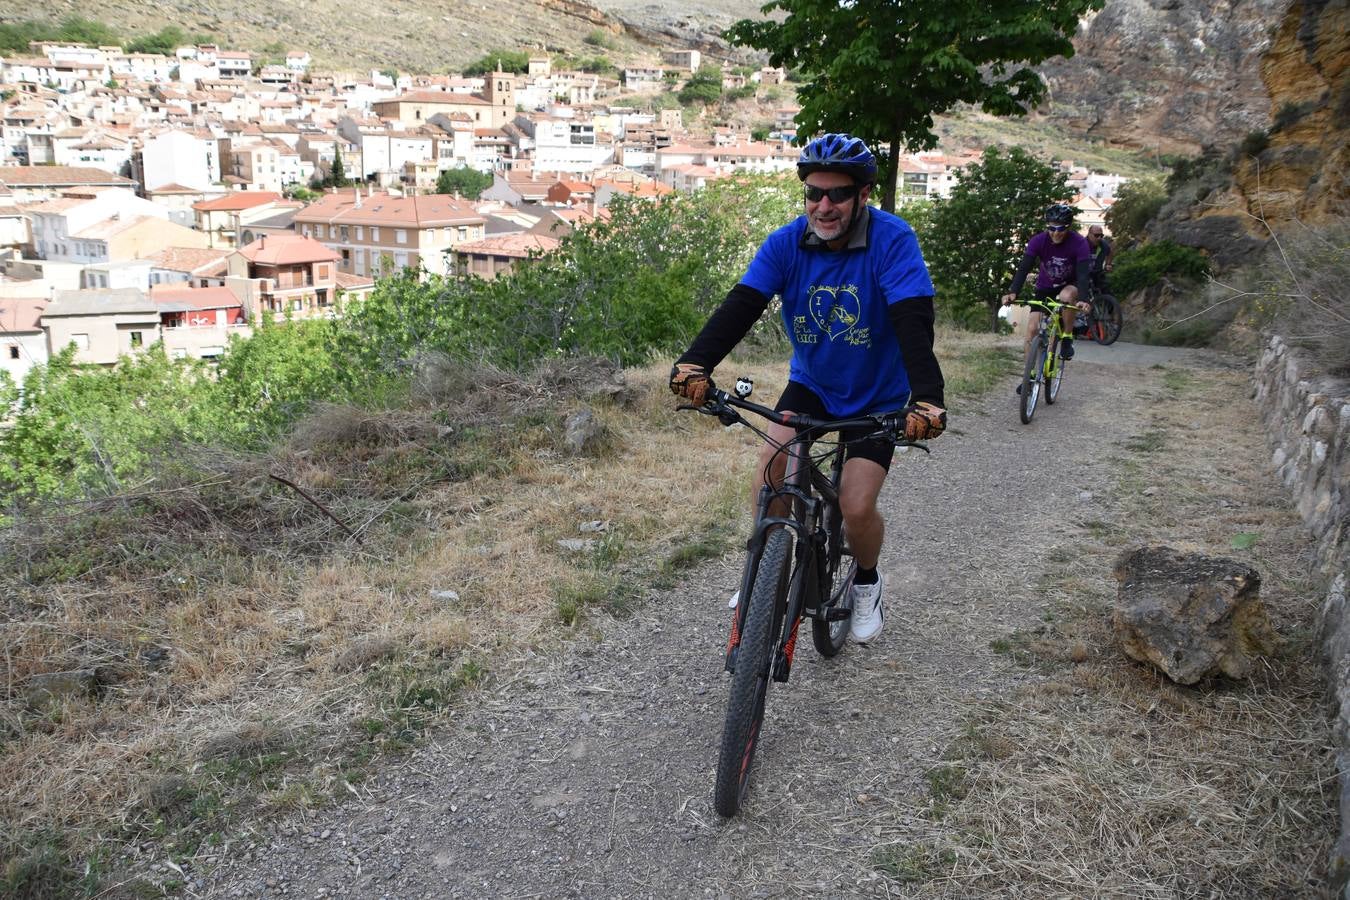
[680,384,920,446]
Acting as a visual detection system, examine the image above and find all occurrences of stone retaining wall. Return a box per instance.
[1252,335,1350,893]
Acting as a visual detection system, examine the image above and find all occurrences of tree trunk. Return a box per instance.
[881,133,901,213]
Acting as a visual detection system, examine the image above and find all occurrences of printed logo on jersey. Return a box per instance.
[807,283,861,342]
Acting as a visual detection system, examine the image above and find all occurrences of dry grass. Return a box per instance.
[0,336,1008,890]
[909,365,1335,898]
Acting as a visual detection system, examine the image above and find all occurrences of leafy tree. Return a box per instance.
[1105,176,1166,247]
[462,51,529,76]
[209,319,341,445]
[331,173,801,373]
[126,25,210,55]
[922,146,1070,330]
[577,56,616,76]
[435,166,492,199]
[725,0,1102,212]
[0,346,212,502]
[379,67,398,81]
[677,65,723,106]
[285,183,321,202]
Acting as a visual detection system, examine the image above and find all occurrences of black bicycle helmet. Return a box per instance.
[797,133,878,185]
[1045,203,1075,224]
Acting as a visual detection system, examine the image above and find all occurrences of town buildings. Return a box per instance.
[0,36,1129,373]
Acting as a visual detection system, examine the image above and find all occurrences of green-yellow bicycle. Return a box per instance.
[1011,296,1077,424]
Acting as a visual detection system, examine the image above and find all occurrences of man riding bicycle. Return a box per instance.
[1000,203,1092,362]
[1085,224,1114,295]
[669,132,946,644]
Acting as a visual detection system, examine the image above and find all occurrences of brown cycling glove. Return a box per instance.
[905,402,947,441]
[669,363,714,406]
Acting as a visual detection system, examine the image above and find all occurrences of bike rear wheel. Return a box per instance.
[714,528,792,817]
[1097,294,1123,345]
[1046,336,1065,404]
[811,503,854,657]
[1019,338,1045,424]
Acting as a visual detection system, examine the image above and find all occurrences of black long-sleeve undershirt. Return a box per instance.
[677,284,945,409]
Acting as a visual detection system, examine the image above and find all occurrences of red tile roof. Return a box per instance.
[0,295,48,332]
[193,191,282,212]
[293,191,485,228]
[149,285,242,310]
[455,233,560,259]
[0,166,134,187]
[236,233,340,266]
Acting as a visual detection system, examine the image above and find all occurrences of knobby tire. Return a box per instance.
[1046,335,1065,404]
[1019,337,1045,424]
[1099,294,1123,345]
[713,528,792,817]
[811,500,854,657]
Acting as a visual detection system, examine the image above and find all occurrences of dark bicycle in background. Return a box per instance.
[1079,285,1123,346]
[680,378,925,817]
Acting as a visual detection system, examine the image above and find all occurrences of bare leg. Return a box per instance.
[838,457,888,569]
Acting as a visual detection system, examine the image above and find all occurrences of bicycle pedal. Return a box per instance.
[825,607,852,622]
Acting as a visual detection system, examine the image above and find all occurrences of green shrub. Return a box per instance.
[1237,130,1269,160]
[1111,240,1211,297]
[1104,176,1165,246]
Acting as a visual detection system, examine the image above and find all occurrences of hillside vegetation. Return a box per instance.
[2,0,763,73]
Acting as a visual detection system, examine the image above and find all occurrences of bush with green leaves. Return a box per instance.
[922,146,1070,330]
[1110,240,1211,297]
[462,51,529,76]
[678,66,723,106]
[332,173,801,375]
[1105,176,1166,247]
[0,346,214,502]
[435,166,492,199]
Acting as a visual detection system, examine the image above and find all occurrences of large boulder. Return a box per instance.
[1112,546,1276,684]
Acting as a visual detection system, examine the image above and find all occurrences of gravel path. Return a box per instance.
[198,341,1248,899]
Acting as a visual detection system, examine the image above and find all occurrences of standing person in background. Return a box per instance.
[1000,203,1092,363]
[668,133,946,643]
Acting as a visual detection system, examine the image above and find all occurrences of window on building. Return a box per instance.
[7,345,18,360]
[291,298,303,311]
[130,331,143,348]
[340,225,349,241]
[458,226,467,240]
[341,249,350,265]
[395,229,407,244]
[371,226,380,242]
[355,226,364,241]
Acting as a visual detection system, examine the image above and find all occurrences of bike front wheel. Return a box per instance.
[1097,294,1123,345]
[714,528,792,817]
[1019,338,1045,424]
[1046,336,1065,404]
[1042,341,1063,404]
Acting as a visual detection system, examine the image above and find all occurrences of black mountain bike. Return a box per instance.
[1081,285,1123,346]
[680,378,923,817]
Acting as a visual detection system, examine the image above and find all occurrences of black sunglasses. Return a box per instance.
[804,183,861,204]
[1045,224,1069,232]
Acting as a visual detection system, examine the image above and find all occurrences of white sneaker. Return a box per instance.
[728,590,739,609]
[849,575,885,642]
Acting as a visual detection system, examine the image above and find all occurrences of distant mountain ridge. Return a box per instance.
[4,0,765,73]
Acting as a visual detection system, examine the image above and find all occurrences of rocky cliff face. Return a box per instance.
[1230,0,1349,225]
[1159,0,1347,263]
[1038,0,1290,155]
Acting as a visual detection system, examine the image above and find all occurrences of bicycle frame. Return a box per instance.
[730,430,844,680]
[1016,296,1074,423]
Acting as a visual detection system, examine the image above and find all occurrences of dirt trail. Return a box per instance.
[199,341,1268,899]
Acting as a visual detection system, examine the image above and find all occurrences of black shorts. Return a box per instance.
[774,381,897,472]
